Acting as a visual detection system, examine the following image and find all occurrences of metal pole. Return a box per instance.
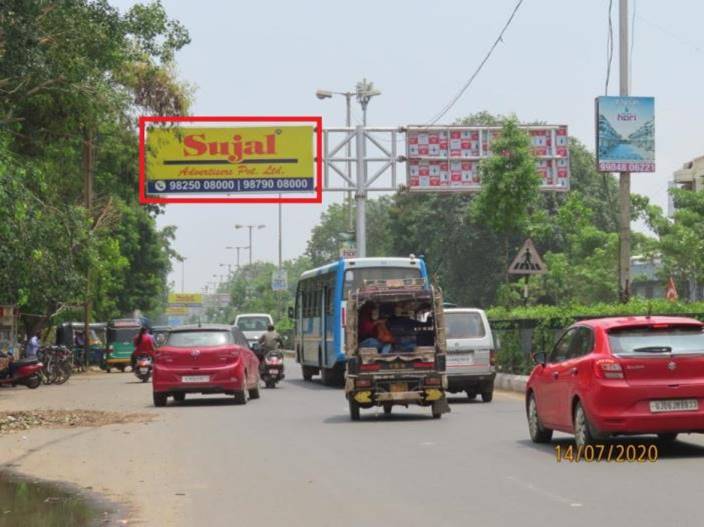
[181,259,186,293]
[618,0,631,303]
[345,93,353,231]
[236,247,241,270]
[248,226,253,266]
[355,125,367,257]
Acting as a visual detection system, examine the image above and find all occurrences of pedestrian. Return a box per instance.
[26,332,40,359]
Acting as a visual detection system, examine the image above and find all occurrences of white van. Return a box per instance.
[444,308,495,402]
[234,313,274,349]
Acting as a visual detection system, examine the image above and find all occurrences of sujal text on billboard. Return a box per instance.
[146,125,315,194]
[405,125,570,192]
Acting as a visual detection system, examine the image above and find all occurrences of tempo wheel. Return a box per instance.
[481,390,493,403]
[431,402,443,419]
[173,393,185,403]
[349,399,361,421]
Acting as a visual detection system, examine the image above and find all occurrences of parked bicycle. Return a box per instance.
[37,346,73,385]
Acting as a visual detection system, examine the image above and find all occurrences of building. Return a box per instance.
[673,155,704,192]
[631,255,666,299]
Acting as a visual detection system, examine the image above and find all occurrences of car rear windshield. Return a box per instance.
[236,317,269,331]
[608,326,704,355]
[343,267,422,293]
[445,312,486,339]
[167,331,233,348]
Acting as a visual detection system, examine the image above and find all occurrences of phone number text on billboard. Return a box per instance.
[148,177,314,194]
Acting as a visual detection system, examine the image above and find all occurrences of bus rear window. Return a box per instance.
[344,267,422,292]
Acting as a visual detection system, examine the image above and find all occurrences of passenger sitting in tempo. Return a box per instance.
[358,303,394,354]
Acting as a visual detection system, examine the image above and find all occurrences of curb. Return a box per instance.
[494,373,528,394]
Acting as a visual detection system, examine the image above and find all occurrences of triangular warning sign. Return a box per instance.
[508,239,547,275]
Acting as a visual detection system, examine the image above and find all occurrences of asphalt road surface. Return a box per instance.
[2,360,704,526]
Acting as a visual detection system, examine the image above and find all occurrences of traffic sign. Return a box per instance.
[508,239,547,275]
[272,269,288,291]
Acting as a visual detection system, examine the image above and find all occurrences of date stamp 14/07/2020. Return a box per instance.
[555,444,659,463]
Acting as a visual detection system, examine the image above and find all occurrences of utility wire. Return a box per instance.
[426,0,525,126]
[605,0,614,95]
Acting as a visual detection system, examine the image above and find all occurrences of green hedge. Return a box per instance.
[486,300,704,375]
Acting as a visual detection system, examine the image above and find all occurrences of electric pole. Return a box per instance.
[618,0,631,302]
[83,130,93,362]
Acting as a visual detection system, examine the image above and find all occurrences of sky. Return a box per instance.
[111,0,704,293]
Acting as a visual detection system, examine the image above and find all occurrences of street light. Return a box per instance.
[219,263,233,278]
[234,224,266,266]
[355,78,381,126]
[225,245,248,270]
[180,257,187,293]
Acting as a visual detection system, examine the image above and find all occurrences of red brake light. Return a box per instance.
[360,363,380,372]
[595,359,624,379]
[651,323,669,329]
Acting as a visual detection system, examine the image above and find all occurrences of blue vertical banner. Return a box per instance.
[596,96,655,172]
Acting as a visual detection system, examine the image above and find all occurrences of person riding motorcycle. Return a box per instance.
[257,325,283,360]
[131,327,155,371]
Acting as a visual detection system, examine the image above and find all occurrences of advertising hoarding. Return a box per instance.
[167,293,203,306]
[595,96,655,172]
[405,125,570,192]
[271,269,288,291]
[146,125,315,195]
[165,306,189,316]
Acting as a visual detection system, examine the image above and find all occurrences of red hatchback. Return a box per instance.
[526,316,704,446]
[152,325,260,406]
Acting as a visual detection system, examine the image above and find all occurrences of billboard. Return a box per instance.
[596,96,655,172]
[405,125,570,192]
[167,293,203,306]
[147,125,314,194]
[165,306,189,316]
[271,269,288,291]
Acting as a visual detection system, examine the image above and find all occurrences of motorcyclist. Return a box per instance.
[257,325,283,361]
[131,327,155,371]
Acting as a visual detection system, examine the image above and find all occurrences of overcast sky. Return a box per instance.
[112,0,704,293]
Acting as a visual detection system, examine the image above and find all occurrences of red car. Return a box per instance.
[526,316,704,446]
[152,325,260,406]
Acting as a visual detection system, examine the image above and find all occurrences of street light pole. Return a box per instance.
[181,257,187,293]
[235,224,266,267]
[618,0,631,303]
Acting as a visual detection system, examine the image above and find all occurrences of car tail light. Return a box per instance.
[360,363,380,372]
[595,359,624,379]
[413,361,434,369]
[355,378,372,388]
[424,377,441,386]
[489,350,496,366]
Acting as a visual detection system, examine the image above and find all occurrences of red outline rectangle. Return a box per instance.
[138,116,323,204]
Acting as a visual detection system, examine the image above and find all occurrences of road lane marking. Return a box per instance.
[506,475,583,507]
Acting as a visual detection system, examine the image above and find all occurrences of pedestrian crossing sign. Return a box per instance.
[508,239,547,275]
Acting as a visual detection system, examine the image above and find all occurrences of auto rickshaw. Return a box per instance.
[105,318,146,372]
[56,322,103,371]
[344,278,450,420]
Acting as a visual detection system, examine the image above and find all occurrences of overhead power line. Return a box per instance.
[427,0,526,126]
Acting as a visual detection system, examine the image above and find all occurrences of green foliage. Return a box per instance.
[0,0,191,335]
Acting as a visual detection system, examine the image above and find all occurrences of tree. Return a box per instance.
[471,117,542,280]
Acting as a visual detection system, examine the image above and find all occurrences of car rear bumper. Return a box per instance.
[446,372,495,391]
[153,365,245,394]
[586,382,704,433]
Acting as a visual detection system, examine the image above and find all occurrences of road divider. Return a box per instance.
[494,373,528,394]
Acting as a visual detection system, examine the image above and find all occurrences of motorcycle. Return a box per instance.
[0,356,43,389]
[134,355,152,383]
[260,350,285,388]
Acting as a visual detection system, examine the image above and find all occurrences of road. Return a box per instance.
[2,360,704,526]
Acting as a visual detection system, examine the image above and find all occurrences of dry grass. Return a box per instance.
[0,409,154,434]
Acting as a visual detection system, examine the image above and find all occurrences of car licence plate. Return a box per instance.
[649,399,699,413]
[390,383,407,393]
[447,353,473,366]
[268,369,279,375]
[139,368,148,374]
[181,375,209,383]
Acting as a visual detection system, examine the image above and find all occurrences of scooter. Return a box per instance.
[0,356,43,389]
[134,355,152,383]
[260,350,285,388]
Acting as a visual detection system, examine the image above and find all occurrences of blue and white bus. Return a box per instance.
[293,257,429,385]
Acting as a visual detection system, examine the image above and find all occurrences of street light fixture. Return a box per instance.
[234,224,266,266]
[225,245,248,270]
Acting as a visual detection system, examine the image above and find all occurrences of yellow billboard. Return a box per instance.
[167,293,203,306]
[146,126,314,194]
